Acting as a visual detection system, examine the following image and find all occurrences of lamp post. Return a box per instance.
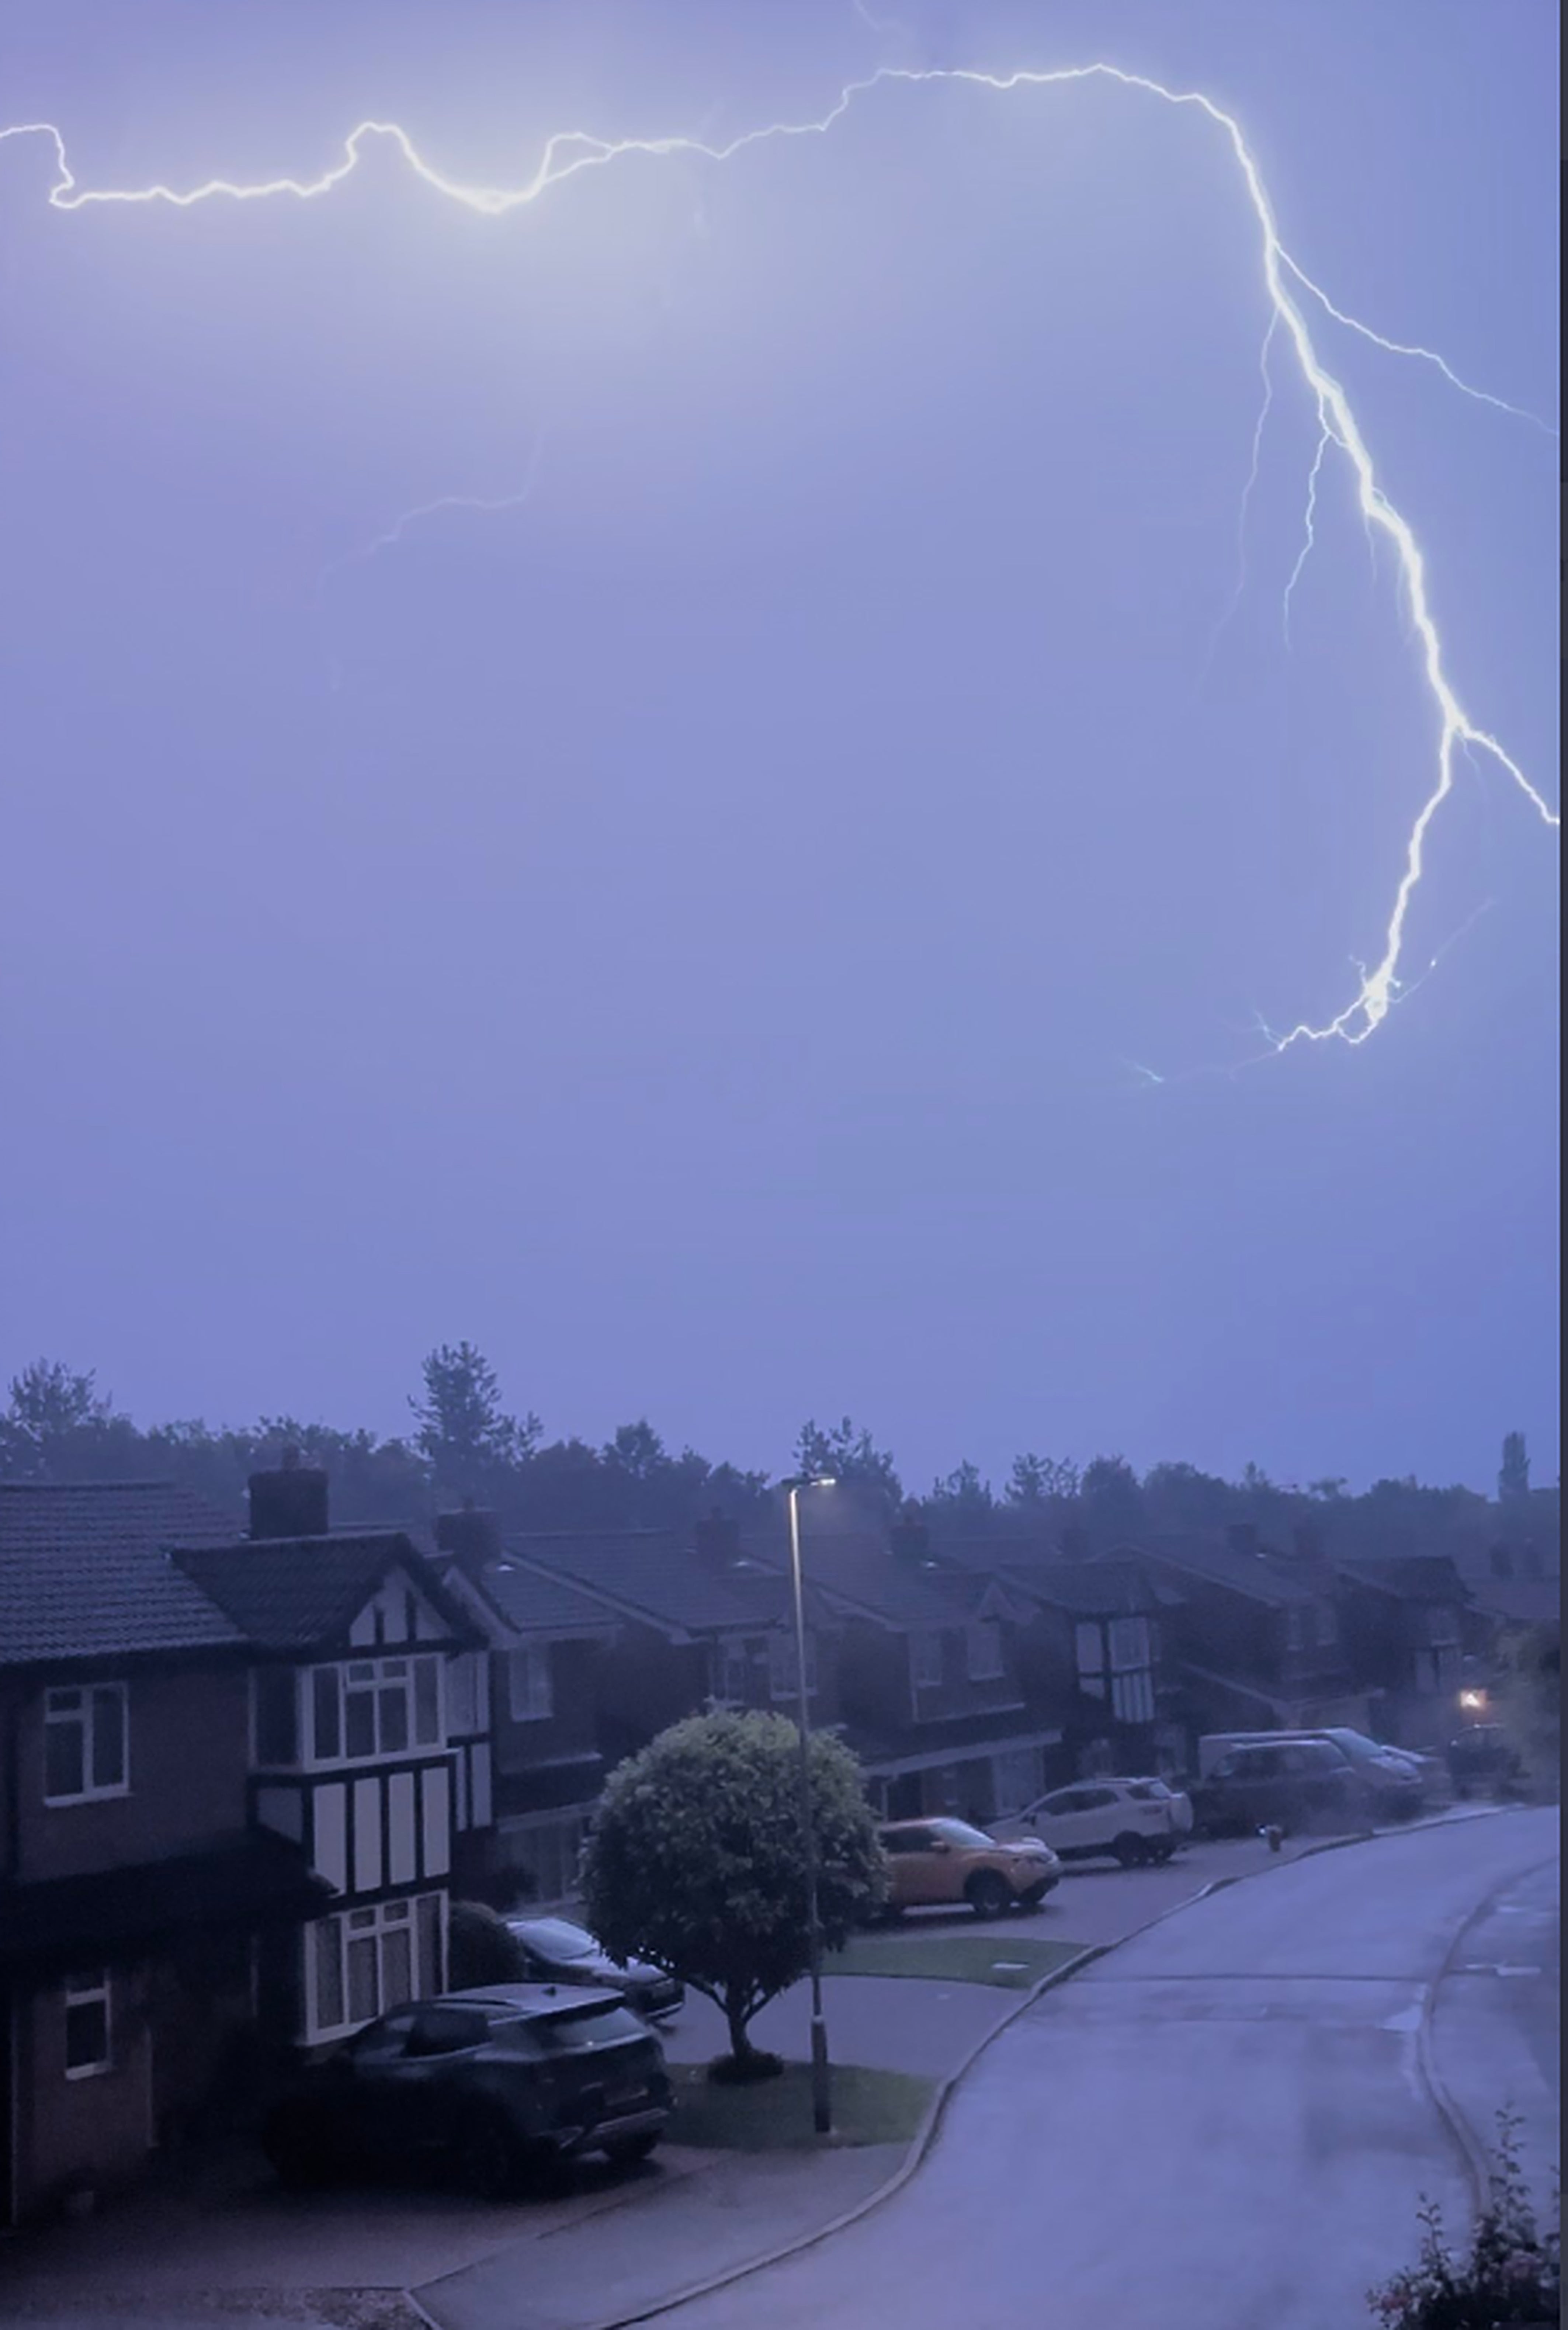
[787,1474,835,2135]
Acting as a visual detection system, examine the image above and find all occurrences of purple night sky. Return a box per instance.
[0,0,1557,1492]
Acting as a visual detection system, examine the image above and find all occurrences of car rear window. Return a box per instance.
[513,1919,598,1959]
[408,2006,488,2057]
[505,1999,648,2052]
[1126,1781,1169,1801]
[929,1819,996,1851]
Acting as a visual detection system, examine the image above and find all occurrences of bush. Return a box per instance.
[581,1710,887,2073]
[446,1899,525,1991]
[1369,2112,1560,2328]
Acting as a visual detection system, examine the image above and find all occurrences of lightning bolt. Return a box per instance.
[3,62,1558,1056]
[1282,410,1334,644]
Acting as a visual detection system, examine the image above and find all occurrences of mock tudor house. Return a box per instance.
[171,1461,490,2050]
[0,1463,493,2222]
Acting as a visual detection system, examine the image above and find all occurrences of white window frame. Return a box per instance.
[507,1644,553,1723]
[44,1684,129,1805]
[63,1968,112,2079]
[912,1631,945,1691]
[307,1656,444,1763]
[1075,1623,1107,1699]
[712,1638,752,1708]
[965,1621,1005,1682]
[768,1630,819,1700]
[1111,1669,1155,1726]
[1108,1616,1150,1672]
[306,1893,443,2042]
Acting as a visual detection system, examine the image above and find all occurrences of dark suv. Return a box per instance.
[1192,1739,1361,1837]
[263,1985,673,2198]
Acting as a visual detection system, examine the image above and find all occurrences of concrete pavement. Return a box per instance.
[645,1806,1559,2330]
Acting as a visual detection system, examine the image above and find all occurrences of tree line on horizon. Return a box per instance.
[0,1350,1554,1576]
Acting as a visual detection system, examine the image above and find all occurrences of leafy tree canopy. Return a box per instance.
[580,1711,886,2068]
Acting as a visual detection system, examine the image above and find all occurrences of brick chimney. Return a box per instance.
[435,1501,503,1576]
[889,1505,932,1566]
[248,1445,330,1540]
[694,1508,742,1567]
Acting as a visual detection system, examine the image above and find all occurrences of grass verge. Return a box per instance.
[824,1933,1083,1987]
[666,2062,934,2152]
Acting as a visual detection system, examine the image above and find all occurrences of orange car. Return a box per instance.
[876,1817,1061,1916]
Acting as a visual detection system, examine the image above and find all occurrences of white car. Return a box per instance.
[994,1777,1194,1867]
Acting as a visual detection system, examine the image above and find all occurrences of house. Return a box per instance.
[985,1553,1189,1784]
[763,1511,1075,1825]
[170,1460,491,2053]
[1123,1527,1377,1743]
[430,1507,620,1909]
[506,1510,847,1760]
[1332,1554,1472,1749]
[0,1480,329,2226]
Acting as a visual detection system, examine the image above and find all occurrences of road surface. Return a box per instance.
[662,1808,1558,2330]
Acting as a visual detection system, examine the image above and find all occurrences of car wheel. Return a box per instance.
[602,2129,661,2167]
[1112,1833,1148,1868]
[455,2111,523,2201]
[965,1871,1014,1918]
[263,2107,336,2191]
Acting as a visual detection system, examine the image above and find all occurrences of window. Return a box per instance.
[63,1970,111,2077]
[507,1645,553,1723]
[1111,1670,1155,1725]
[912,1632,945,1690]
[253,1668,299,1765]
[880,1826,936,1854]
[1075,1624,1106,1699]
[446,1652,484,1735]
[309,1896,431,2038]
[1314,1605,1339,1649]
[1428,1605,1461,1648]
[44,1685,127,1803]
[768,1630,819,1699]
[312,1657,443,1761]
[1108,1617,1149,1671]
[966,1622,1005,1682]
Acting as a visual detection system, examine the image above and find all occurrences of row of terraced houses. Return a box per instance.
[1,1461,1550,2223]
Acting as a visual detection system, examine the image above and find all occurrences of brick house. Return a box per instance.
[767,1515,1072,1824]
[1332,1554,1472,1749]
[430,1508,620,1908]
[980,1553,1190,1784]
[1124,1527,1377,1742]
[0,1481,327,2226]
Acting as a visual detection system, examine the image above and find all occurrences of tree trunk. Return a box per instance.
[722,1997,755,2068]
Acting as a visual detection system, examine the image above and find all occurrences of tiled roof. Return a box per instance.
[1132,1533,1325,1607]
[455,1558,621,1641]
[748,1531,973,1627]
[1336,1555,1470,1601]
[0,1481,244,1667]
[174,1532,480,1654]
[508,1531,823,1638]
[998,1556,1173,1618]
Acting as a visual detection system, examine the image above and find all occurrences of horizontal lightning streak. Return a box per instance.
[2,63,1558,1056]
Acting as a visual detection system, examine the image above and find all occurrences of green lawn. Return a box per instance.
[823,1931,1084,1987]
[666,2061,934,2151]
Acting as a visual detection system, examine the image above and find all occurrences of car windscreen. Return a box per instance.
[930,1819,998,1851]
[513,1919,599,1960]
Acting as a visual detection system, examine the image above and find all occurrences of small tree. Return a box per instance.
[580,1711,886,2077]
[1368,2110,1559,2327]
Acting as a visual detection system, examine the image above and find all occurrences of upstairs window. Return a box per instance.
[508,1645,554,1723]
[912,1632,945,1690]
[1075,1623,1107,1699]
[768,1630,819,1699]
[965,1622,1005,1682]
[44,1685,128,1803]
[310,1657,443,1760]
[1108,1617,1150,1671]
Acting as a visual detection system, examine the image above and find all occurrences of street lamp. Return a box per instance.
[787,1474,835,2135]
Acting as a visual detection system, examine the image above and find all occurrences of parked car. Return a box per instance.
[1197,1729,1424,1819]
[505,1916,685,2020]
[876,1817,1061,1915]
[263,1986,673,2199]
[993,1777,1194,1868]
[1191,1739,1362,1838]
[1446,1725,1523,1795]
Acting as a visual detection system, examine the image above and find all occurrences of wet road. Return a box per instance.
[665,1808,1559,2330]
